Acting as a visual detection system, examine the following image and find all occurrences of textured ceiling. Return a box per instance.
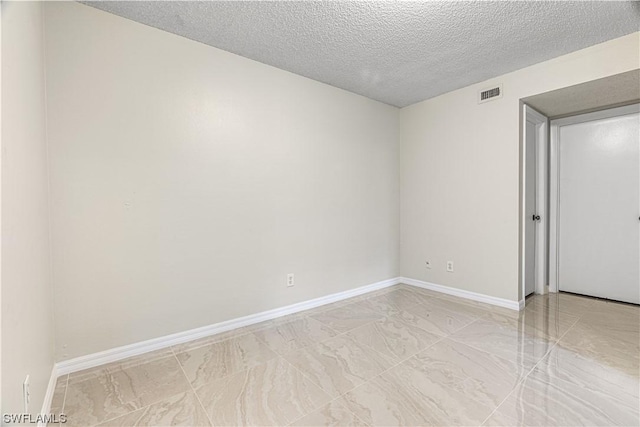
[83,1,640,107]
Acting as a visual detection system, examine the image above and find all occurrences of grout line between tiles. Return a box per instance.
[279,294,528,426]
[241,330,344,425]
[318,333,448,424]
[345,291,487,374]
[478,302,588,426]
[59,374,69,416]
[258,294,444,421]
[280,298,427,426]
[249,321,372,426]
[91,407,145,427]
[276,355,342,426]
[62,353,196,426]
[251,306,370,353]
[170,346,216,427]
[83,359,203,427]
[329,302,452,395]
[285,392,372,427]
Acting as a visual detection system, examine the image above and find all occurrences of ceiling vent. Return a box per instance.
[478,84,503,104]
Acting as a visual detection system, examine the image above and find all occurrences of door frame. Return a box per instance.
[521,104,549,298]
[548,103,640,293]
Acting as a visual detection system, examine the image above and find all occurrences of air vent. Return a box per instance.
[478,84,503,104]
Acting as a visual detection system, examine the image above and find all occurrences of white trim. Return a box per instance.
[55,277,400,375]
[549,120,560,293]
[53,275,523,378]
[549,103,640,293]
[39,365,58,427]
[400,277,522,311]
[552,103,640,127]
[533,108,548,297]
[521,104,549,299]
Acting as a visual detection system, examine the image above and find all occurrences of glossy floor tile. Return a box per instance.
[195,357,331,426]
[524,292,598,317]
[253,316,339,354]
[341,351,495,426]
[556,318,640,377]
[413,338,527,408]
[290,400,369,426]
[449,315,556,371]
[53,288,640,426]
[487,363,639,426]
[400,298,484,336]
[282,334,394,397]
[340,337,524,425]
[67,348,176,384]
[483,308,580,340]
[63,355,191,426]
[95,391,211,426]
[175,333,278,388]
[309,301,385,333]
[358,288,434,315]
[537,344,639,406]
[346,315,441,361]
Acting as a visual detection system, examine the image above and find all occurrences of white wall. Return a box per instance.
[44,2,399,361]
[400,32,640,301]
[1,1,54,415]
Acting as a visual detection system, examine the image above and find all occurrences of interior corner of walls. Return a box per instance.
[2,0,60,417]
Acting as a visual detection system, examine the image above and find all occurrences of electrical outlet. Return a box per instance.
[446,261,454,272]
[287,273,295,287]
[23,375,30,413]
[425,260,432,269]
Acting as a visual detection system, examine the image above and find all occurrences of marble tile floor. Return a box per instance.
[49,285,640,426]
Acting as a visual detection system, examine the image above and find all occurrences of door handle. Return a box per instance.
[532,214,541,221]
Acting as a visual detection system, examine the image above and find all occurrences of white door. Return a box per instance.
[555,106,639,304]
[523,105,548,297]
[524,117,538,296]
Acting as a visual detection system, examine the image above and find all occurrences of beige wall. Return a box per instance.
[44,2,400,361]
[19,0,637,364]
[399,32,640,301]
[1,1,55,415]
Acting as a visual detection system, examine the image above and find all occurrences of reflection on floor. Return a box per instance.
[48,285,640,426]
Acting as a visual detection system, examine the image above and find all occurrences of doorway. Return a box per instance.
[520,71,640,305]
[549,104,639,304]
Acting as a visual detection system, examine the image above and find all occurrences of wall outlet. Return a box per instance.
[287,273,295,287]
[23,375,30,413]
[425,260,432,269]
[446,261,454,272]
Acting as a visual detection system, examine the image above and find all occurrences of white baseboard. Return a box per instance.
[54,275,522,379]
[400,277,522,311]
[55,277,401,376]
[39,364,59,427]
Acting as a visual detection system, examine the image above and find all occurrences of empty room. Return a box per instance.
[2,1,639,426]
